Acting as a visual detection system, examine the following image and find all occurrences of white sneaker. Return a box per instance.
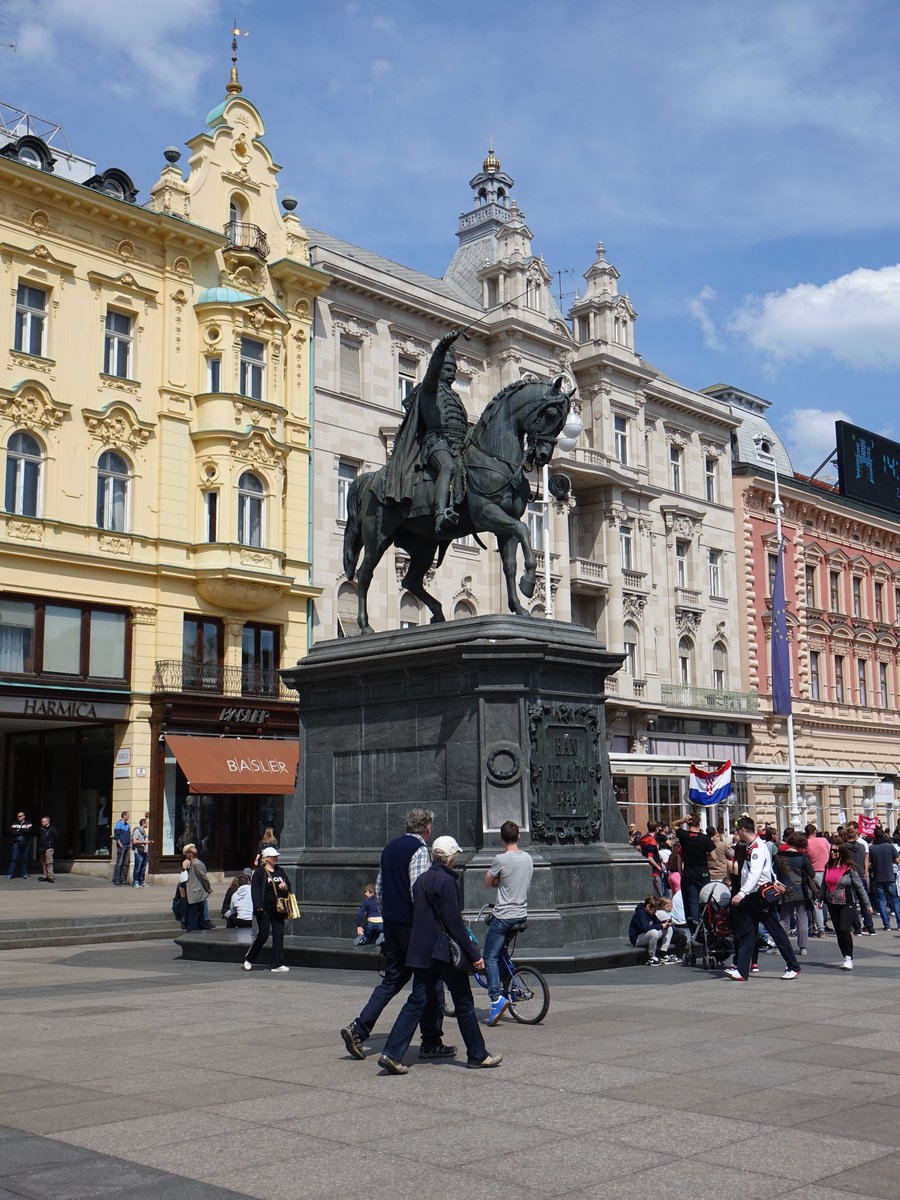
[242,961,252,971]
[781,968,800,980]
[646,956,661,966]
[270,964,290,973]
[723,967,746,981]
[841,956,853,970]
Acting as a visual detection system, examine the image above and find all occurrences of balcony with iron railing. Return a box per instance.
[661,682,759,714]
[223,220,270,260]
[152,659,296,701]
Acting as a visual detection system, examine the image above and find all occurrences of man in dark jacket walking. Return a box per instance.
[37,817,58,883]
[341,808,449,1061]
[377,836,501,1074]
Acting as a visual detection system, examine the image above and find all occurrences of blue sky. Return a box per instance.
[4,0,900,475]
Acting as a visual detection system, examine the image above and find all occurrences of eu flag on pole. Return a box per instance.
[771,540,792,716]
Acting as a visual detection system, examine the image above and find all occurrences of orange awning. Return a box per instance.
[165,734,298,795]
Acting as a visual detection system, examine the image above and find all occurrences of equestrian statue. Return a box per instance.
[342,330,575,634]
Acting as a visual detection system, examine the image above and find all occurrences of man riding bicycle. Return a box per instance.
[483,820,534,1025]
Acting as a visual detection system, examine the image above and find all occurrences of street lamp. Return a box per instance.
[541,408,583,619]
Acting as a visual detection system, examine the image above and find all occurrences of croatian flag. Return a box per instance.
[689,761,733,807]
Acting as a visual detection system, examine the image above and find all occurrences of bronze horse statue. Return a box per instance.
[342,375,574,633]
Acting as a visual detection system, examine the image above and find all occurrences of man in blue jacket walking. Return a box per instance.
[341,808,450,1061]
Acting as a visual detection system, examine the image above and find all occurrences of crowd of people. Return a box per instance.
[628,813,900,977]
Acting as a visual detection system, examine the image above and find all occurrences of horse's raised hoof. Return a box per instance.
[359,624,375,636]
[519,574,536,599]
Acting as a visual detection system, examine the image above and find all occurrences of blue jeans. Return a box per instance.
[681,877,709,925]
[8,842,29,878]
[356,924,443,1042]
[874,881,900,929]
[483,916,516,1002]
[382,962,487,1064]
[132,849,148,885]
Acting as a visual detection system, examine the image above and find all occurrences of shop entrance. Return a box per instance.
[1,725,115,860]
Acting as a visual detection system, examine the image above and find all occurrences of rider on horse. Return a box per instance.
[383,330,468,534]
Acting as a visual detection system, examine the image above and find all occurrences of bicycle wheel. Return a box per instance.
[506,965,549,1024]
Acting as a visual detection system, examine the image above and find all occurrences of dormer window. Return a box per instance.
[18,145,42,168]
[83,168,138,204]
[0,134,56,172]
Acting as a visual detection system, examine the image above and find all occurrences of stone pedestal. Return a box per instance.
[280,615,648,947]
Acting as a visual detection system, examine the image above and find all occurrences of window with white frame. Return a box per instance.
[204,491,218,543]
[852,576,863,618]
[708,548,723,597]
[619,523,633,571]
[398,356,417,407]
[857,657,868,706]
[340,336,361,398]
[713,641,728,690]
[453,599,476,619]
[239,337,265,400]
[614,415,629,465]
[337,460,358,522]
[810,650,820,700]
[834,654,845,703]
[4,431,42,517]
[705,455,718,503]
[103,309,133,378]
[678,636,693,685]
[577,315,591,342]
[15,283,48,357]
[455,532,477,548]
[670,443,683,493]
[623,622,638,677]
[676,539,689,588]
[805,565,817,608]
[879,660,889,707]
[237,471,265,547]
[527,503,544,550]
[875,580,885,622]
[96,450,130,532]
[207,355,222,393]
[830,570,842,612]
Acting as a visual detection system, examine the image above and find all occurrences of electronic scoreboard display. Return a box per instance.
[835,420,900,516]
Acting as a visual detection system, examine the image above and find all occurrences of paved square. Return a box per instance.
[0,934,898,1199]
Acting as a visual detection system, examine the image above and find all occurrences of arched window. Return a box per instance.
[337,582,360,638]
[453,599,476,620]
[713,641,728,690]
[4,431,42,517]
[623,622,639,678]
[678,637,694,685]
[399,594,421,629]
[237,471,265,547]
[96,450,130,532]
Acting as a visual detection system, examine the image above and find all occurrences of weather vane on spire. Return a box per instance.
[227,16,249,95]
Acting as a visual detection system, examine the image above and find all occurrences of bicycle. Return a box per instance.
[445,904,550,1024]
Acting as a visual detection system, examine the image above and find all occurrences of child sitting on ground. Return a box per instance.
[354,883,384,946]
[628,896,677,965]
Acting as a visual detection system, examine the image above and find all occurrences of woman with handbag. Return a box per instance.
[818,840,874,971]
[243,847,293,973]
[378,836,502,1074]
[774,831,816,957]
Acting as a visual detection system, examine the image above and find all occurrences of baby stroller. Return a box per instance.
[685,881,734,970]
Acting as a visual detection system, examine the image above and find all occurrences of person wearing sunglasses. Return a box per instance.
[818,840,874,970]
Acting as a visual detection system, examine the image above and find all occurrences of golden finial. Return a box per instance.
[226,18,248,95]
[483,135,500,173]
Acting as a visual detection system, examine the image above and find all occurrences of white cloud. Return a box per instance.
[688,285,723,351]
[7,0,216,111]
[781,407,850,476]
[371,58,393,81]
[731,264,900,370]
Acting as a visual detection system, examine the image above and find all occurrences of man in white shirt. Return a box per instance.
[726,816,801,983]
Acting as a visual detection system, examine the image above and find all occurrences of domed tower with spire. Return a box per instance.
[445,141,558,326]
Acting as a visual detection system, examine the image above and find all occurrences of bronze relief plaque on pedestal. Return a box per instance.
[529,701,603,843]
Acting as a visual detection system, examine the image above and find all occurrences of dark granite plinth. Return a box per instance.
[280,616,649,946]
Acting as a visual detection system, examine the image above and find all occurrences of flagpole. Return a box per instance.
[772,468,800,827]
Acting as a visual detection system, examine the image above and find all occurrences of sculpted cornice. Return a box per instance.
[83,402,154,451]
[229,430,288,472]
[0,383,70,432]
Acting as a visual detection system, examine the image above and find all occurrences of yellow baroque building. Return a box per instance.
[0,78,329,877]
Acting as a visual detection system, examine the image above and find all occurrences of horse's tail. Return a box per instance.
[342,476,364,581]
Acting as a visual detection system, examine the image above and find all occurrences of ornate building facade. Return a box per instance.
[0,72,327,874]
[721,385,899,832]
[309,150,758,830]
